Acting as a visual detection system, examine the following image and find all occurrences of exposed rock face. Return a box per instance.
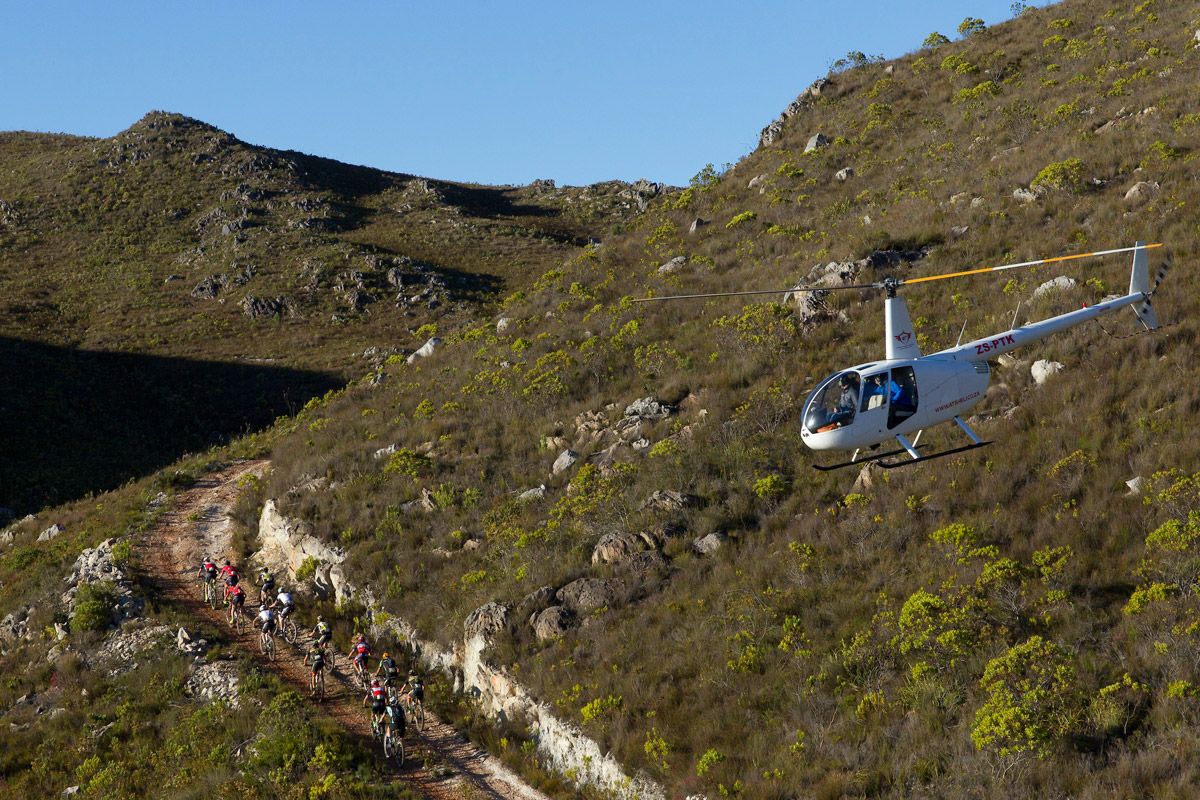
[61,538,142,624]
[93,623,173,674]
[688,218,709,234]
[464,602,509,640]
[255,500,348,601]
[240,295,293,319]
[624,397,673,420]
[517,485,547,502]
[262,501,665,800]
[38,523,64,542]
[759,78,831,147]
[1013,187,1039,204]
[592,532,651,565]
[1031,359,1064,385]
[835,167,855,181]
[401,487,438,513]
[657,256,687,275]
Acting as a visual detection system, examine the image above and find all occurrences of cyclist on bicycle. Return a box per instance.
[271,588,295,628]
[305,642,327,694]
[376,651,400,689]
[221,560,240,600]
[313,616,332,648]
[227,583,246,621]
[364,678,388,734]
[402,669,425,706]
[349,633,371,672]
[256,605,276,636]
[198,555,218,584]
[258,568,276,606]
[385,696,406,740]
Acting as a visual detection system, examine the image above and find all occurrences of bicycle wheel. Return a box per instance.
[284,620,298,644]
[384,730,404,767]
[412,701,425,732]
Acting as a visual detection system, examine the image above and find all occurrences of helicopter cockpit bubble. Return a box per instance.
[803,371,861,434]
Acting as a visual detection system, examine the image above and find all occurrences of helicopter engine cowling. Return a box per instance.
[800,357,989,452]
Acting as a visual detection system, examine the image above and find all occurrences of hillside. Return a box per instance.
[5,0,1200,798]
[0,113,651,512]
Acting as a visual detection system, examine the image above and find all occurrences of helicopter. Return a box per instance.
[635,242,1167,469]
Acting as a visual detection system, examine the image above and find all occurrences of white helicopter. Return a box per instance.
[636,242,1167,469]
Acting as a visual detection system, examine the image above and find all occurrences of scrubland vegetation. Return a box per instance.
[5,0,1200,796]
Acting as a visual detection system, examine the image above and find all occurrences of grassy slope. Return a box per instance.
[0,113,638,512]
[6,0,1200,796]
[248,0,1200,796]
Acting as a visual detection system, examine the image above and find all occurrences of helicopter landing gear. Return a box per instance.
[877,417,989,468]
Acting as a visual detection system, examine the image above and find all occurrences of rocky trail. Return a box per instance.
[141,460,552,800]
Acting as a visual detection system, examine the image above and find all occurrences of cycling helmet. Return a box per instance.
[356,633,365,641]
[224,559,231,566]
[382,652,389,658]
[408,670,417,677]
[317,615,325,622]
[371,678,380,686]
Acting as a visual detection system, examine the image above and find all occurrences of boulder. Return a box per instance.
[642,490,699,512]
[657,256,687,275]
[835,167,854,181]
[517,585,557,618]
[496,317,511,334]
[591,532,650,565]
[532,606,574,641]
[1124,181,1160,207]
[624,397,673,420]
[804,133,831,154]
[240,295,293,319]
[1126,476,1145,496]
[950,225,970,239]
[1033,276,1077,298]
[37,524,64,542]
[401,488,438,513]
[1031,359,1064,386]
[464,602,509,640]
[688,218,709,235]
[1013,188,1039,204]
[517,485,547,502]
[746,174,768,191]
[556,577,623,614]
[949,192,971,206]
[622,550,668,575]
[552,450,580,476]
[693,532,728,555]
[406,336,442,364]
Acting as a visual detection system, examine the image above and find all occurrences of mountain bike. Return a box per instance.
[352,657,370,689]
[259,627,276,661]
[310,664,326,701]
[200,577,218,609]
[279,614,298,645]
[401,695,425,733]
[383,722,404,767]
[228,601,244,633]
[383,676,400,705]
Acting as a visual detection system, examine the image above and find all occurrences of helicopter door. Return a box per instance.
[887,366,918,429]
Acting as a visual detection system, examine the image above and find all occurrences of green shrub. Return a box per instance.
[72,581,118,632]
[1030,157,1084,193]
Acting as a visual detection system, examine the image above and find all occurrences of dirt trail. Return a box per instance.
[142,460,552,800]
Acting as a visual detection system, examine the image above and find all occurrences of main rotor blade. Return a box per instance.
[631,283,881,303]
[900,243,1163,287]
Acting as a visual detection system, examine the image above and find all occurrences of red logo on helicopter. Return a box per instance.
[894,331,913,344]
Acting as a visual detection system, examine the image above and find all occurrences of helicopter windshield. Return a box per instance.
[804,371,861,434]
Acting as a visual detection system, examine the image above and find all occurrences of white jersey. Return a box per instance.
[257,608,274,624]
[277,592,293,606]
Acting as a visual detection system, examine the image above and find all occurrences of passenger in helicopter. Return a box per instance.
[866,374,900,410]
[830,374,860,426]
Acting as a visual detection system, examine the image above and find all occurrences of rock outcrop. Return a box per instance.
[255,500,349,600]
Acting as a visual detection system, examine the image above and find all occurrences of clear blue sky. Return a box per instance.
[2,1,1049,187]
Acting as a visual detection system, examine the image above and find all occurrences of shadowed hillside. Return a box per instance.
[0,337,341,514]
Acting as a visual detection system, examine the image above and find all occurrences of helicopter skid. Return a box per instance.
[876,440,991,469]
[811,444,925,472]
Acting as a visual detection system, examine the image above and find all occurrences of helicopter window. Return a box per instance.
[887,366,919,429]
[861,372,891,411]
[804,372,861,433]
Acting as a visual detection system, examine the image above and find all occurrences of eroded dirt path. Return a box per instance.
[142,460,551,800]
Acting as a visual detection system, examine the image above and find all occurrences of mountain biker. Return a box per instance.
[364,678,388,734]
[272,588,295,626]
[256,605,276,636]
[376,651,400,686]
[349,634,371,679]
[198,555,218,584]
[313,616,332,648]
[227,584,246,621]
[258,568,276,605]
[402,669,425,706]
[305,642,327,694]
[385,695,406,740]
[221,560,240,600]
